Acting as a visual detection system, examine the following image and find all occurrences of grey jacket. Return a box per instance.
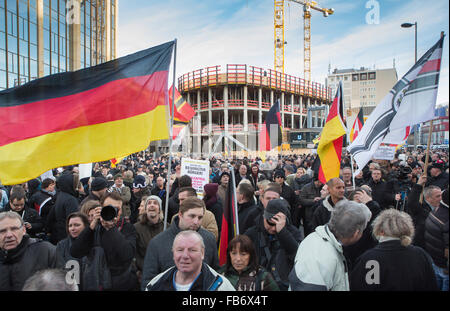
[140,216,219,290]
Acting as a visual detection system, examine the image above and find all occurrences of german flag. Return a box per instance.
[0,41,174,185]
[350,108,364,143]
[259,99,283,151]
[169,85,195,123]
[218,169,238,266]
[317,81,347,184]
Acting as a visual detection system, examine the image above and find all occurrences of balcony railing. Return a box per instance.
[195,99,309,113]
[178,64,333,102]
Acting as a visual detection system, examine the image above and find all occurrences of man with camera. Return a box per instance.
[70,191,138,291]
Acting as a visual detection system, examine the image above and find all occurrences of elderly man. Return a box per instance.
[407,175,442,249]
[145,230,235,291]
[426,161,449,190]
[289,200,371,291]
[141,196,219,290]
[109,173,132,220]
[0,211,56,290]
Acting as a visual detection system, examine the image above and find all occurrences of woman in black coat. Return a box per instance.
[203,183,223,234]
[350,209,438,291]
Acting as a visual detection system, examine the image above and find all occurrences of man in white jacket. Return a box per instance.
[289,200,371,291]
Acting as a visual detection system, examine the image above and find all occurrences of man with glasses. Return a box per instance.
[0,211,56,290]
[244,198,302,291]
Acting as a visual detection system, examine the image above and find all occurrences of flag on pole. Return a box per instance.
[350,108,364,143]
[0,41,175,185]
[317,81,347,184]
[169,85,195,123]
[218,170,238,266]
[259,99,283,151]
[348,36,445,173]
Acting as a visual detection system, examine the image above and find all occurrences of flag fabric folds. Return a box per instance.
[169,85,195,123]
[0,41,175,185]
[259,99,283,151]
[218,170,238,266]
[317,81,347,184]
[350,108,364,143]
[348,36,444,173]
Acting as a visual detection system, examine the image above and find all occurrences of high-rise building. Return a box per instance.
[0,0,117,90]
[326,67,398,125]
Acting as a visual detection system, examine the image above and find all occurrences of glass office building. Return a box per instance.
[0,0,117,90]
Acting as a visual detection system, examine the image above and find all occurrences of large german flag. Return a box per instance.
[0,41,175,185]
[317,81,347,184]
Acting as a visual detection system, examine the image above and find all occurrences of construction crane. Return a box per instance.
[274,0,334,80]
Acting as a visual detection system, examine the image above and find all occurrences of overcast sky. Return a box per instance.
[117,0,449,106]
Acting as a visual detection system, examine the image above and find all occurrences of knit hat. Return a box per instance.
[220,171,231,179]
[91,177,108,191]
[114,173,123,180]
[133,175,147,188]
[273,170,285,179]
[264,198,291,224]
[146,195,162,209]
[204,183,219,197]
[431,159,444,170]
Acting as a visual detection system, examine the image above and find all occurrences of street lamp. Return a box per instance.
[401,22,418,147]
[401,22,417,62]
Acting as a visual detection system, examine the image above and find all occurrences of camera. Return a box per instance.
[101,205,118,221]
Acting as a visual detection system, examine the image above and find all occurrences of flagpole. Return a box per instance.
[225,141,240,236]
[164,39,177,231]
[342,82,356,188]
[419,119,434,204]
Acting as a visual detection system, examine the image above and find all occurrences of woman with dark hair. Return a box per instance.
[250,163,265,190]
[219,235,279,291]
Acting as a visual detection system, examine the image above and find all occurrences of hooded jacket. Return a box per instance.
[48,173,80,244]
[289,225,349,291]
[424,201,449,268]
[310,196,349,231]
[0,235,56,290]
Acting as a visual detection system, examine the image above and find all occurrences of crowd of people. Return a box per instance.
[0,146,448,291]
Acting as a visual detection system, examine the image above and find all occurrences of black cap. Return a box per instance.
[431,160,444,170]
[264,199,291,224]
[273,170,285,179]
[91,177,108,191]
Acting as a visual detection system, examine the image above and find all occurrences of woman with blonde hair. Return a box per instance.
[350,209,438,291]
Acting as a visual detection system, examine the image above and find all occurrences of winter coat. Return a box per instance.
[56,236,111,291]
[367,178,398,210]
[109,185,132,218]
[0,235,56,290]
[424,201,449,269]
[406,183,434,249]
[289,225,349,291]
[133,220,164,272]
[140,216,219,290]
[293,175,312,192]
[129,187,151,224]
[70,218,138,291]
[146,263,235,291]
[426,171,449,190]
[298,181,321,209]
[310,196,349,231]
[349,240,438,291]
[280,183,298,215]
[244,215,302,291]
[219,265,280,291]
[48,173,80,244]
[237,201,260,234]
[343,200,381,271]
[29,189,56,232]
[205,195,223,235]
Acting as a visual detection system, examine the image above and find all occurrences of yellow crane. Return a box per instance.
[274,0,334,80]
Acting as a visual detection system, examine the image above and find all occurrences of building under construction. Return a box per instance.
[177,64,332,154]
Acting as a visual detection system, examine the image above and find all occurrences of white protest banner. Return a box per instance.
[40,170,55,181]
[181,158,210,198]
[372,145,396,160]
[79,163,93,180]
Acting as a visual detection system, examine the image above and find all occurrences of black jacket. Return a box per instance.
[237,201,260,234]
[406,183,433,249]
[424,202,449,268]
[129,187,151,224]
[367,178,398,210]
[0,235,56,290]
[29,189,56,228]
[205,196,223,234]
[48,173,80,244]
[426,172,449,190]
[280,183,298,215]
[350,240,438,291]
[70,218,138,291]
[244,215,302,291]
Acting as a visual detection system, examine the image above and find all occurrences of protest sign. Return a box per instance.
[181,158,210,198]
